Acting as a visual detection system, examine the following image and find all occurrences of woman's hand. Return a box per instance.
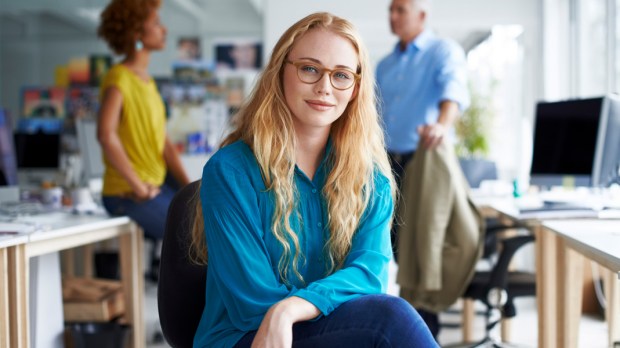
[251,297,320,348]
[131,183,160,202]
[250,302,293,348]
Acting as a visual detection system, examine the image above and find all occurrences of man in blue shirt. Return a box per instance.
[376,0,470,339]
[377,0,469,254]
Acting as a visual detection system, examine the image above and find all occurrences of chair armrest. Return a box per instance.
[488,235,535,290]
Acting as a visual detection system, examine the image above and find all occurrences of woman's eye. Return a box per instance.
[334,71,352,80]
[301,65,320,74]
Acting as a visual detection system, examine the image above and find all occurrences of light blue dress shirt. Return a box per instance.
[376,30,470,153]
[193,140,393,348]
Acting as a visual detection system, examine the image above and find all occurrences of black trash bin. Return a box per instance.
[68,322,129,348]
[94,251,120,280]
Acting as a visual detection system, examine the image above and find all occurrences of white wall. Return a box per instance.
[264,0,392,67]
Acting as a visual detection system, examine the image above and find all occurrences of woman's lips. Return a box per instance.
[306,100,335,111]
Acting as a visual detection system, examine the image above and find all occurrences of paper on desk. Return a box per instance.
[0,222,37,234]
[598,209,620,219]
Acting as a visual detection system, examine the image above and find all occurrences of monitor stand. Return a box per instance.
[17,169,64,190]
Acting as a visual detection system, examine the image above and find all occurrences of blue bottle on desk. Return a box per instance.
[512,179,521,198]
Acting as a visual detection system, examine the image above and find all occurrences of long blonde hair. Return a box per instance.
[190,12,395,284]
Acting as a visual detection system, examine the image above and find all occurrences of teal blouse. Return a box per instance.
[193,141,393,348]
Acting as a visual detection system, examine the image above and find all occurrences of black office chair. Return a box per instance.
[157,180,206,348]
[456,232,536,348]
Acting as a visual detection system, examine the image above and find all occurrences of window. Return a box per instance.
[577,0,607,97]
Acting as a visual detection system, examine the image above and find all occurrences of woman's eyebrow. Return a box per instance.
[295,57,355,71]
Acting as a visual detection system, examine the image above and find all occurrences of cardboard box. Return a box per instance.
[62,277,125,322]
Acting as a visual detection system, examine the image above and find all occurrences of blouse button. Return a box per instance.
[311,189,317,194]
[317,222,322,228]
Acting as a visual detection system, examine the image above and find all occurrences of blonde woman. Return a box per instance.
[191,12,437,348]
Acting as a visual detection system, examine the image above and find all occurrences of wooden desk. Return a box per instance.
[0,234,28,348]
[543,219,620,348]
[479,197,603,348]
[5,212,145,348]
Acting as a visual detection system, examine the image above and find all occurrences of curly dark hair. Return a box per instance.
[97,0,162,56]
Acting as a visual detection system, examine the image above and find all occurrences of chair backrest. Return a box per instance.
[458,158,498,188]
[158,180,206,348]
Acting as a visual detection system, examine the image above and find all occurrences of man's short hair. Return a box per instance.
[412,0,431,12]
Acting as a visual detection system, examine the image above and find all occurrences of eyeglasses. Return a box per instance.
[286,60,360,91]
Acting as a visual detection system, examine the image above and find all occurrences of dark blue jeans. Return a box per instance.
[234,294,438,348]
[102,184,177,240]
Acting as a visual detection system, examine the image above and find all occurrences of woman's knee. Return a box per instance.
[356,295,420,322]
[354,295,437,346]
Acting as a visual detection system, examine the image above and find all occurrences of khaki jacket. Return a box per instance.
[397,142,485,312]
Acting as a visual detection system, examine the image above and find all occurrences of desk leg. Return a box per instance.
[62,249,75,276]
[605,268,620,347]
[83,244,94,278]
[0,248,9,348]
[535,225,557,348]
[501,318,512,342]
[8,244,28,348]
[557,241,583,348]
[119,224,145,348]
[462,298,474,342]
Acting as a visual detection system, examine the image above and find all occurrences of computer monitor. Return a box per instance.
[14,132,61,169]
[529,97,603,187]
[13,131,61,188]
[76,119,105,184]
[592,94,620,187]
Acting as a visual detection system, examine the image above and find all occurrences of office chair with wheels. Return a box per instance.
[157,180,206,348]
[450,233,536,348]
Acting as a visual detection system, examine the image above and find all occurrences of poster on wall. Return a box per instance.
[21,87,67,119]
[177,37,202,62]
[214,39,262,71]
[19,87,66,133]
[172,37,214,82]
[89,55,113,87]
[68,57,90,86]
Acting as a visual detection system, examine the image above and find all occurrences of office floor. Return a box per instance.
[144,260,609,347]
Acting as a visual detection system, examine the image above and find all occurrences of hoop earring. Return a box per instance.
[135,40,143,51]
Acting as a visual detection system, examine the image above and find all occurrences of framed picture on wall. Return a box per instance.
[89,55,113,87]
[21,86,67,119]
[214,39,262,71]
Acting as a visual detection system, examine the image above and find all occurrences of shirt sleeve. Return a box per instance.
[201,158,298,331]
[435,41,470,111]
[100,66,126,99]
[293,173,394,316]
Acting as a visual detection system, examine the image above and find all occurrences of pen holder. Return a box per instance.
[41,187,63,208]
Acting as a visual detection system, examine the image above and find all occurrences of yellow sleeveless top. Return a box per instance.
[100,64,166,195]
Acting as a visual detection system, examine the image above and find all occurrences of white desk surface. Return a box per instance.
[474,194,608,222]
[0,212,130,246]
[0,234,28,249]
[19,212,130,242]
[543,219,620,273]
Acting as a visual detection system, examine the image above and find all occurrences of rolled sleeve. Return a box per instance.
[436,42,470,112]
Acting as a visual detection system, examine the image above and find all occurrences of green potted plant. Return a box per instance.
[455,82,498,187]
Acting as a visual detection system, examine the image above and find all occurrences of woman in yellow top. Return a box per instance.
[96,0,190,244]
